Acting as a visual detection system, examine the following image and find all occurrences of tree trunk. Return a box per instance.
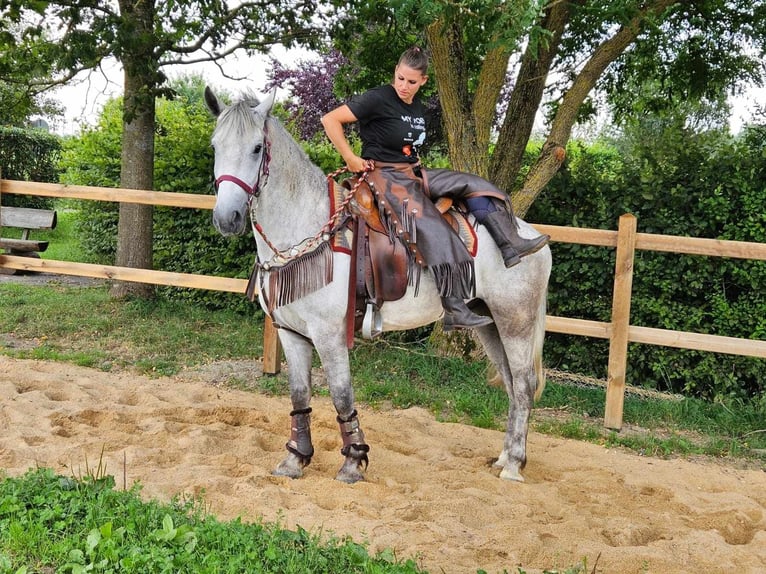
[111,0,156,299]
[491,0,571,208]
[426,20,474,173]
[511,0,677,215]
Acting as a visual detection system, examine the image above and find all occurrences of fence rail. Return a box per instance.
[2,178,765,429]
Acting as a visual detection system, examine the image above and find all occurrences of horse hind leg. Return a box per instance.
[495,339,538,482]
[474,319,537,482]
[335,409,370,484]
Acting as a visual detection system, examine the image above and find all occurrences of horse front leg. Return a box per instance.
[314,337,369,484]
[272,329,315,479]
[335,408,369,483]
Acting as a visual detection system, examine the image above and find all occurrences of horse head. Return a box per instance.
[205,86,276,236]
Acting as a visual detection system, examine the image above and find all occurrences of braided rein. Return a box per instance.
[253,163,374,267]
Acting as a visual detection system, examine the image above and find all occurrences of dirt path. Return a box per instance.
[1,356,764,573]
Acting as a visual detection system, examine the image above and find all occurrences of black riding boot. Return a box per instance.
[482,209,550,268]
[441,297,493,331]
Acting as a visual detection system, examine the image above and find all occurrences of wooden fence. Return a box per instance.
[2,178,766,429]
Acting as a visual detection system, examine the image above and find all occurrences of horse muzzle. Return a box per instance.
[212,204,248,236]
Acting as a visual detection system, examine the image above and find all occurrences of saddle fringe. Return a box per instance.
[378,195,423,295]
[261,240,334,313]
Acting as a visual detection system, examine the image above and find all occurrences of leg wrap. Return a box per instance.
[337,410,370,468]
[286,407,314,463]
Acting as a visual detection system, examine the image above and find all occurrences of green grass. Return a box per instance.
[40,209,83,262]
[0,468,424,574]
[0,282,264,376]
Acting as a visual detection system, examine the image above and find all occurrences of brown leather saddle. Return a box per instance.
[333,178,476,347]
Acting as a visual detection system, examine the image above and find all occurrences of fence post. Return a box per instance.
[604,214,637,430]
[0,168,3,241]
[262,315,282,375]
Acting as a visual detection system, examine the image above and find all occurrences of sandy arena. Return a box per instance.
[1,356,765,573]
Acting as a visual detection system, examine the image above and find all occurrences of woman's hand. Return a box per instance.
[346,156,374,174]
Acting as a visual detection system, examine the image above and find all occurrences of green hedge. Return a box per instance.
[528,124,766,401]
[0,126,59,209]
[59,81,259,314]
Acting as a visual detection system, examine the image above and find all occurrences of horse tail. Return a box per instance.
[533,285,548,403]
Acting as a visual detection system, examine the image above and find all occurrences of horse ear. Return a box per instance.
[204,86,222,117]
[255,88,277,117]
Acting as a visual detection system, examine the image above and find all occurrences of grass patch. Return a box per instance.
[0,468,424,573]
[533,378,766,463]
[0,283,263,376]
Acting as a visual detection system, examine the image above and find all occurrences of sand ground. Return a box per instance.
[1,356,765,573]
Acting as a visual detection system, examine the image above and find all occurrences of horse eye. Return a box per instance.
[253,143,263,155]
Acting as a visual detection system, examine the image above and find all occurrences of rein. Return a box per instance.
[251,163,373,268]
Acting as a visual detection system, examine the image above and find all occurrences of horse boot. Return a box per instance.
[336,409,370,483]
[286,407,315,465]
[441,297,494,331]
[482,209,549,268]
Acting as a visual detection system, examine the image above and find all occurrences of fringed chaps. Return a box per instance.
[367,163,476,299]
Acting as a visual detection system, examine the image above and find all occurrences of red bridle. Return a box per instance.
[214,124,271,200]
[214,173,259,197]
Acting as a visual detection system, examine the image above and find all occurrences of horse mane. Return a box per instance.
[213,93,333,312]
[214,92,323,180]
[213,92,262,139]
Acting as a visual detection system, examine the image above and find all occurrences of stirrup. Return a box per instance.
[362,302,383,339]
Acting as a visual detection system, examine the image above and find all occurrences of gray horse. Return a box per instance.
[205,87,552,483]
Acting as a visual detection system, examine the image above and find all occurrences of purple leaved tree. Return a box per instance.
[266,50,351,140]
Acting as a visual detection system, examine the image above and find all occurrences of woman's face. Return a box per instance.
[393,64,428,104]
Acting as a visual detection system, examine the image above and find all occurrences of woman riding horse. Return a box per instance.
[321,47,549,332]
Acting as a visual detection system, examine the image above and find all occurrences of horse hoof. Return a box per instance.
[335,469,364,484]
[336,459,365,484]
[273,455,305,479]
[272,466,303,479]
[499,467,525,482]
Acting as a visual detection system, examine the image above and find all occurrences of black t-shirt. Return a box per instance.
[347,84,426,164]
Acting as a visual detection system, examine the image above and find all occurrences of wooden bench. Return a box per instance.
[0,205,58,257]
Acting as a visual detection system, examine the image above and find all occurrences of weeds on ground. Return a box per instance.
[0,468,425,574]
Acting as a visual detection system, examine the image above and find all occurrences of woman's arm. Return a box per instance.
[321,105,370,173]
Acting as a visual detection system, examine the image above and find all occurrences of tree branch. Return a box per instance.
[491,0,571,192]
[512,0,678,216]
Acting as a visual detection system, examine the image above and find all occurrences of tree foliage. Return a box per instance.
[59,75,258,313]
[327,0,766,215]
[266,50,350,140]
[0,0,328,298]
[0,81,64,127]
